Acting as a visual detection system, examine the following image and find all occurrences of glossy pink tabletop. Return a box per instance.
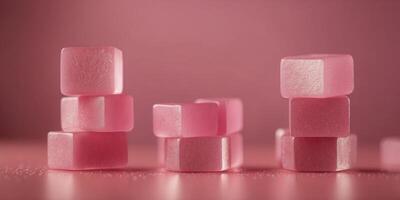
[0,141,398,200]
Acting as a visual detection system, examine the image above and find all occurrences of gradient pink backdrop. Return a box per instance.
[1,0,399,145]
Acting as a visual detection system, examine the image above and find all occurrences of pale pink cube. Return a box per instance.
[47,131,128,170]
[290,97,350,137]
[275,128,289,163]
[380,137,400,171]
[61,47,123,96]
[281,135,357,172]
[153,103,218,137]
[195,98,243,135]
[61,94,133,132]
[281,54,354,98]
[159,133,243,172]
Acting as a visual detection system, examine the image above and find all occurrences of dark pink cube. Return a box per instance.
[281,135,357,172]
[290,97,350,137]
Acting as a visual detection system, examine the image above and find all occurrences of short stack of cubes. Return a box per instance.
[278,54,357,171]
[48,47,134,170]
[153,98,244,172]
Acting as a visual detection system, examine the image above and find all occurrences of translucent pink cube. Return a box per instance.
[290,97,350,137]
[153,103,218,137]
[159,133,243,172]
[280,54,354,98]
[275,128,289,163]
[61,94,133,132]
[380,137,400,171]
[60,47,123,96]
[281,135,357,172]
[47,131,128,170]
[195,98,243,135]
[157,138,165,165]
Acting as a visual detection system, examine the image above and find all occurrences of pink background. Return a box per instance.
[1,0,400,145]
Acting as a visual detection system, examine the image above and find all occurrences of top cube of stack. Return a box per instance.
[61,47,123,96]
[280,54,354,98]
[153,103,219,138]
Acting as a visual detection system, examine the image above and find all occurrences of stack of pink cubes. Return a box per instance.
[153,98,244,172]
[48,47,134,170]
[278,54,357,172]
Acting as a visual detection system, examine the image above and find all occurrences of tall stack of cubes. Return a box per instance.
[153,98,244,172]
[48,47,134,170]
[279,54,357,171]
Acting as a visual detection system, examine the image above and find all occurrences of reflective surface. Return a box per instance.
[0,142,399,200]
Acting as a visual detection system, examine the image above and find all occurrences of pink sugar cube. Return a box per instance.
[281,135,357,172]
[153,103,218,137]
[61,47,123,96]
[290,97,350,137]
[157,138,165,165]
[280,54,354,98]
[195,98,243,135]
[275,128,289,163]
[159,133,243,172]
[380,137,400,171]
[47,132,128,170]
[61,94,133,132]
